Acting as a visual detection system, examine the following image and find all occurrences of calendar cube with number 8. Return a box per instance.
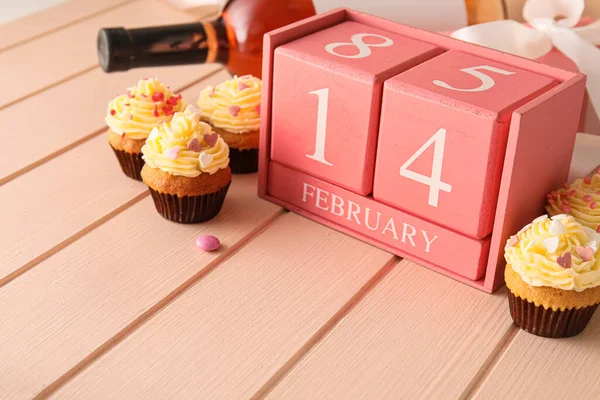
[258,8,586,292]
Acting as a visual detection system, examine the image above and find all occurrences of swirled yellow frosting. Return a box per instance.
[141,107,230,177]
[505,215,600,291]
[106,78,186,140]
[546,174,600,231]
[198,75,261,134]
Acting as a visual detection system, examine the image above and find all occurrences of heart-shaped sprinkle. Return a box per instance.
[228,105,241,117]
[185,105,199,114]
[508,235,519,247]
[585,176,592,184]
[549,219,567,236]
[533,215,548,223]
[238,82,250,91]
[591,202,597,209]
[187,138,202,152]
[577,246,594,261]
[204,133,218,147]
[557,252,572,268]
[166,146,180,160]
[148,127,159,141]
[524,239,537,252]
[543,236,560,253]
[199,152,214,168]
[584,194,593,202]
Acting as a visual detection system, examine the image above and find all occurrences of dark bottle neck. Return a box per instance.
[97,20,229,72]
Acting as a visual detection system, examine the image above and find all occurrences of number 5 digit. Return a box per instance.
[433,65,515,92]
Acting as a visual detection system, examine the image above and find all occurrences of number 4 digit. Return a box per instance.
[399,128,452,207]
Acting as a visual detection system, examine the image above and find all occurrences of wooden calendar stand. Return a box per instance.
[257,8,587,293]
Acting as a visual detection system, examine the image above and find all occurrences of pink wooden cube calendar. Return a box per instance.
[258,8,586,292]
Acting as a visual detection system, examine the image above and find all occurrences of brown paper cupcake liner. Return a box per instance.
[508,291,598,338]
[111,147,144,181]
[229,148,258,174]
[148,182,231,224]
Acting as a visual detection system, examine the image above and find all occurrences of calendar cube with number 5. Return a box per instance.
[258,8,586,292]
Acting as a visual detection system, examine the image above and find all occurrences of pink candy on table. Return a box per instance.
[196,235,221,251]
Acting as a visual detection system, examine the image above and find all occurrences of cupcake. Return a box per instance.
[141,107,231,223]
[107,78,186,180]
[198,75,261,174]
[546,173,600,232]
[504,214,600,337]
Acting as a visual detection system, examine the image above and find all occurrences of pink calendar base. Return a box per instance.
[268,162,490,282]
[258,8,587,293]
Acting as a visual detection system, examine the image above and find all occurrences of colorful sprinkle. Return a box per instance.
[591,202,597,209]
[228,105,241,117]
[577,246,594,261]
[153,105,159,117]
[551,191,558,197]
[128,91,134,98]
[238,82,250,91]
[557,252,572,268]
[199,152,214,168]
[585,176,592,184]
[187,138,202,152]
[543,236,559,253]
[584,195,593,202]
[204,133,218,147]
[196,235,221,251]
[561,204,571,213]
[597,225,600,233]
[162,105,173,116]
[255,104,261,116]
[166,95,180,106]
[569,190,576,196]
[110,109,116,116]
[166,146,180,160]
[548,199,555,204]
[152,92,165,102]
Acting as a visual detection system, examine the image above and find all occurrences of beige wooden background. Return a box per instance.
[1,0,600,399]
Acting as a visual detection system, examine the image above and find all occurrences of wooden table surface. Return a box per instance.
[2,1,599,399]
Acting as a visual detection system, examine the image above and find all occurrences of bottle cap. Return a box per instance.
[97,28,134,72]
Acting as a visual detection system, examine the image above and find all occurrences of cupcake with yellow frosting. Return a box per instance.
[141,107,231,223]
[505,214,600,337]
[546,172,600,232]
[106,78,186,180]
[198,75,261,174]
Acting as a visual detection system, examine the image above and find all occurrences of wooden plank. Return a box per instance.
[46,214,396,399]
[0,64,223,184]
[0,175,281,400]
[472,314,600,399]
[0,70,229,284]
[265,260,514,400]
[0,0,133,51]
[0,0,194,109]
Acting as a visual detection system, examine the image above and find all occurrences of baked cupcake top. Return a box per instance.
[197,75,261,134]
[106,78,186,140]
[505,214,600,292]
[141,107,229,177]
[546,173,600,232]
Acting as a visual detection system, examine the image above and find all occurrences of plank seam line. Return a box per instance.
[0,67,226,186]
[0,0,137,53]
[0,65,99,111]
[34,208,286,399]
[0,191,150,288]
[250,256,403,400]
[460,324,519,400]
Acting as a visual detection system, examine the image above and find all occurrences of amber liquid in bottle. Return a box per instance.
[97,0,316,78]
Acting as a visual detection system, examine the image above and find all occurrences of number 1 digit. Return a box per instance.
[306,88,333,166]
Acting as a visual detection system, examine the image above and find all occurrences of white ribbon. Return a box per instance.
[452,0,600,121]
